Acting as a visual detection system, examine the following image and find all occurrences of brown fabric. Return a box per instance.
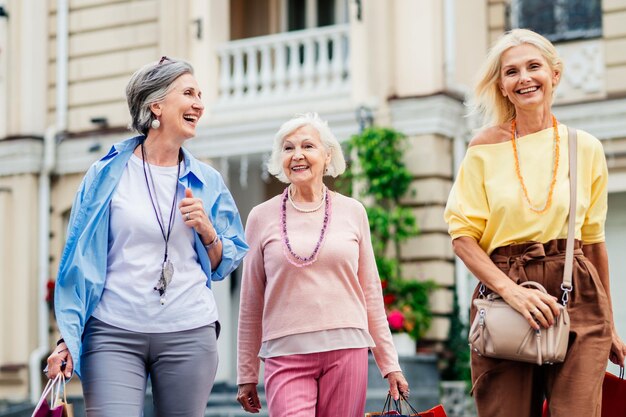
[470,239,612,417]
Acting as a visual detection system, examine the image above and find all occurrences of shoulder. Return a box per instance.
[187,154,223,183]
[330,191,368,217]
[569,127,603,150]
[250,193,283,218]
[468,124,510,147]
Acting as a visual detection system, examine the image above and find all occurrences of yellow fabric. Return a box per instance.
[444,124,608,255]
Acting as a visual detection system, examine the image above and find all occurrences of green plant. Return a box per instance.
[441,290,471,384]
[341,127,434,341]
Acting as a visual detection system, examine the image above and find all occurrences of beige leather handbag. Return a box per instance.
[468,127,578,366]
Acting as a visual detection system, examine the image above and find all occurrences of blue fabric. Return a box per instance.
[54,135,248,378]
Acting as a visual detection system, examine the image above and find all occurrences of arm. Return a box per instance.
[583,242,626,365]
[357,205,407,399]
[236,209,266,412]
[452,237,561,330]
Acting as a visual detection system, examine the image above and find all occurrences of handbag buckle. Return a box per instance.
[560,283,572,306]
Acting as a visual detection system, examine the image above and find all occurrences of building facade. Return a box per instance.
[0,0,624,402]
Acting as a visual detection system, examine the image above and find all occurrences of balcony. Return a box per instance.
[215,24,350,111]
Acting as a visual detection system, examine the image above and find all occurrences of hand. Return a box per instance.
[179,188,216,243]
[501,283,561,330]
[45,342,73,379]
[237,383,262,413]
[609,330,626,366]
[386,371,409,401]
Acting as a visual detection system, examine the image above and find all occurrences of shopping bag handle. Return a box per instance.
[381,393,420,415]
[31,374,63,416]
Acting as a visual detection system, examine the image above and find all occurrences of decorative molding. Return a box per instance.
[0,139,42,176]
[554,40,605,104]
[389,95,468,140]
[554,97,626,141]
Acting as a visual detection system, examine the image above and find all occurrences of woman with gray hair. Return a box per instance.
[236,113,408,417]
[45,56,248,416]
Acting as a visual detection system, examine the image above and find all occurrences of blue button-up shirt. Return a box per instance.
[54,136,248,378]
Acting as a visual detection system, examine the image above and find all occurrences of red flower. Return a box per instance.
[380,279,388,290]
[383,294,395,305]
[387,310,405,331]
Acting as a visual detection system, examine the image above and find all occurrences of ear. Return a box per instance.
[325,150,332,170]
[149,102,162,117]
[499,82,507,97]
[552,69,561,86]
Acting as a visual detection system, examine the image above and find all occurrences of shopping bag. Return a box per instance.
[601,367,626,417]
[365,394,447,417]
[542,367,625,417]
[32,374,74,417]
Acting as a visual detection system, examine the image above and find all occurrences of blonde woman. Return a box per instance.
[444,29,626,417]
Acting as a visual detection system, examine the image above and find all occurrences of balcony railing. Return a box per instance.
[216,24,350,108]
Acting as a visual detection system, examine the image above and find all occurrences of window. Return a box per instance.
[510,0,602,42]
[285,0,347,31]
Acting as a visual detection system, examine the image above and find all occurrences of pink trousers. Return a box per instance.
[264,348,369,417]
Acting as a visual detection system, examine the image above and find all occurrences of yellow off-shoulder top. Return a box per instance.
[444,124,607,255]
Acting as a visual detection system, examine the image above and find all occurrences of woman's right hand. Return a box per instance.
[501,283,561,330]
[46,342,73,379]
[237,383,262,413]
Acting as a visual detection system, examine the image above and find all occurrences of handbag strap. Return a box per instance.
[561,127,577,305]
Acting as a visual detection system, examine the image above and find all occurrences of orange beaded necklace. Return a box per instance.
[510,115,560,214]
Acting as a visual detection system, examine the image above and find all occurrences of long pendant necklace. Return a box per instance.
[510,115,560,214]
[280,186,331,267]
[141,141,181,304]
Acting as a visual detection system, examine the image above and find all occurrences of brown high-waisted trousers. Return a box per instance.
[470,239,612,417]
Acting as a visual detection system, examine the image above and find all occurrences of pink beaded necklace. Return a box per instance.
[280,186,332,267]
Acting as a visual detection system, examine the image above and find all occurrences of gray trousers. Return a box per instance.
[80,317,219,417]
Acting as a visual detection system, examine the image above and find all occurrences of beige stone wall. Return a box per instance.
[487,0,507,46]
[0,174,39,399]
[47,0,161,132]
[398,133,455,343]
[604,0,626,96]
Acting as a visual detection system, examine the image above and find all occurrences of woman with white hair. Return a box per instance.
[444,29,626,416]
[45,57,248,416]
[236,113,409,417]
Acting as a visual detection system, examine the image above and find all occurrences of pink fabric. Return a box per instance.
[264,348,369,417]
[237,192,400,384]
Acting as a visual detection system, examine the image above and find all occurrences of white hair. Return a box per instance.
[267,113,346,183]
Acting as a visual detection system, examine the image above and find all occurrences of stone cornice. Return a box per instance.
[2,96,626,177]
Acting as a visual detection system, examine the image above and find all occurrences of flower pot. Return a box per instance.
[392,332,415,356]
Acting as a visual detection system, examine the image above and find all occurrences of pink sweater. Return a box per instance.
[237,191,401,385]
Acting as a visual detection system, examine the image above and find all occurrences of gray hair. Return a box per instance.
[267,113,346,183]
[126,57,194,135]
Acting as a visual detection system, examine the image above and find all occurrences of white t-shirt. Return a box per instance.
[92,154,218,333]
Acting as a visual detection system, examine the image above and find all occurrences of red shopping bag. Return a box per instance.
[601,367,626,417]
[365,394,448,416]
[542,367,625,417]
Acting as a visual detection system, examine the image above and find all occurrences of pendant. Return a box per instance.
[154,260,174,305]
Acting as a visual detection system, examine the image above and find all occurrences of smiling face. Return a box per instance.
[281,125,331,187]
[499,43,560,114]
[151,73,204,140]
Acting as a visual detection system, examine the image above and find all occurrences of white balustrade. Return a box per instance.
[216,24,350,107]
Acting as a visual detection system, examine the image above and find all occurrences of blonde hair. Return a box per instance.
[470,29,563,127]
[267,113,346,183]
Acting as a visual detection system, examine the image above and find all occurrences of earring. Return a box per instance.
[151,119,161,129]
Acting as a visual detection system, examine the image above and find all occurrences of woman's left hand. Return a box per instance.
[179,188,216,242]
[609,329,626,366]
[386,371,409,401]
